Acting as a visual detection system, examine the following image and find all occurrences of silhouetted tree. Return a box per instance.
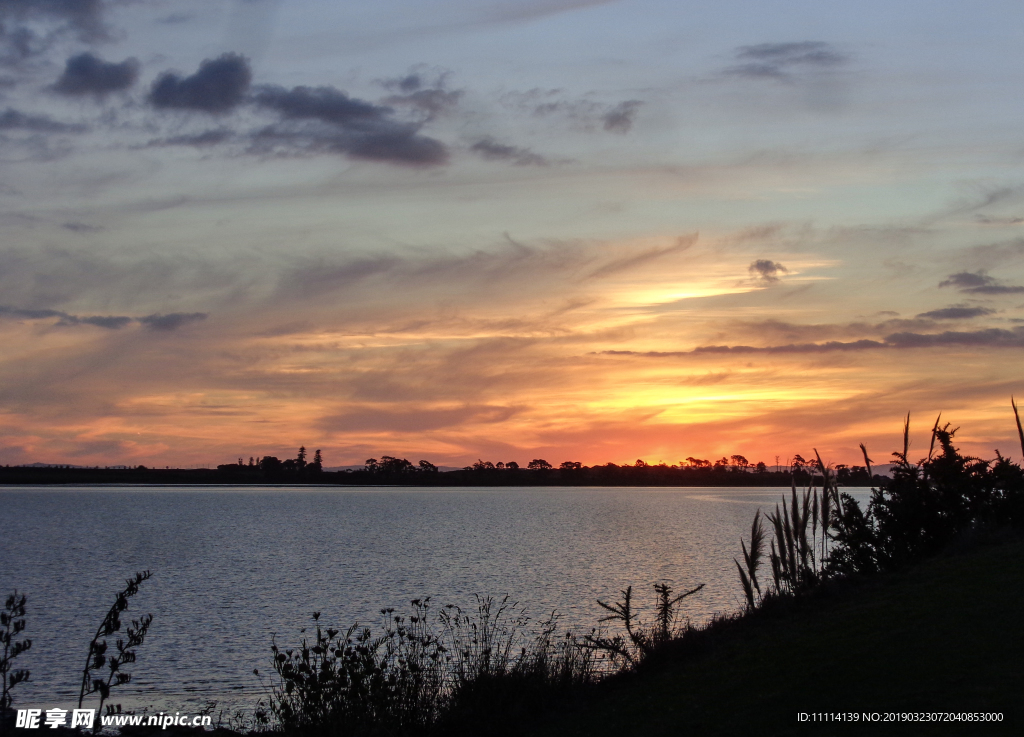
[260,456,282,474]
[528,459,552,470]
[368,456,415,474]
[418,460,438,473]
[506,461,519,469]
[308,449,323,473]
[297,446,307,468]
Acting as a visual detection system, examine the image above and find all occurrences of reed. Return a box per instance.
[0,591,30,733]
[78,571,153,728]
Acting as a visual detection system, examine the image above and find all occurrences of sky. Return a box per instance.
[2,0,1024,469]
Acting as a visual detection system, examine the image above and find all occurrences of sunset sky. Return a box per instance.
[2,0,1024,469]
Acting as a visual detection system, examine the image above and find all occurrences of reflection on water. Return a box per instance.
[0,485,870,713]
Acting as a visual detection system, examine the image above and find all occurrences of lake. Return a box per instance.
[0,485,870,717]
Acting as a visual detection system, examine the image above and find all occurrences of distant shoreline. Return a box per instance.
[0,465,882,487]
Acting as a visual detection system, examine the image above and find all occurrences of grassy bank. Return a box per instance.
[534,535,1023,736]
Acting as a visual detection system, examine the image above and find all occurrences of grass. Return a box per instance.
[532,534,1023,736]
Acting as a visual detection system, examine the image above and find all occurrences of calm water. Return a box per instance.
[0,485,869,715]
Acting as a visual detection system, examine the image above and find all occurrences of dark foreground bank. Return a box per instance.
[534,533,1023,737]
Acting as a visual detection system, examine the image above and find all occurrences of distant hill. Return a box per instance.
[17,462,88,468]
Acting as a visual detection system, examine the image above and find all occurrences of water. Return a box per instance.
[0,485,869,715]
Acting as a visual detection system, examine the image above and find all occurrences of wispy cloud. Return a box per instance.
[916,305,996,320]
[727,41,848,80]
[0,108,85,133]
[939,270,1024,294]
[600,327,1024,356]
[470,137,547,165]
[602,100,642,133]
[588,234,696,278]
[0,305,207,331]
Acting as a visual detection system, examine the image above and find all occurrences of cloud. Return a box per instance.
[53,52,138,95]
[255,84,388,125]
[939,270,1024,294]
[137,312,208,331]
[915,305,996,320]
[600,327,1024,356]
[0,107,85,134]
[379,70,462,120]
[385,73,424,92]
[0,0,103,29]
[385,88,462,119]
[748,258,788,283]
[470,138,547,166]
[0,304,132,329]
[148,129,233,147]
[502,89,646,134]
[150,53,252,113]
[0,0,107,63]
[157,12,194,25]
[602,100,641,133]
[253,84,449,165]
[62,221,103,233]
[318,404,521,433]
[728,41,847,80]
[0,305,207,331]
[588,234,697,278]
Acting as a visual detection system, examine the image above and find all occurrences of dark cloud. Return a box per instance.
[138,312,208,331]
[0,304,131,329]
[253,84,448,165]
[728,41,847,80]
[470,138,546,166]
[939,270,1024,294]
[0,305,207,331]
[53,52,138,95]
[602,100,641,133]
[76,315,133,329]
[345,129,448,164]
[391,74,422,92]
[599,326,1024,356]
[150,53,252,113]
[749,259,788,283]
[255,85,387,125]
[149,129,233,147]
[0,107,85,132]
[0,0,106,63]
[884,328,1024,348]
[915,305,996,320]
